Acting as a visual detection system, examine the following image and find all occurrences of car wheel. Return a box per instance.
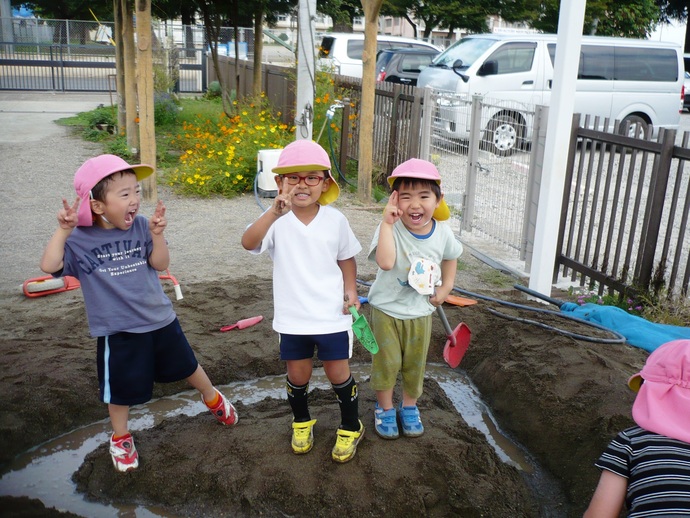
[486,114,522,157]
[619,115,649,139]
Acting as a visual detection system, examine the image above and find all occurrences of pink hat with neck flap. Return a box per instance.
[628,339,690,443]
[74,154,153,227]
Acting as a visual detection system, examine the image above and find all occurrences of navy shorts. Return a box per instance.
[279,330,353,361]
[96,318,198,406]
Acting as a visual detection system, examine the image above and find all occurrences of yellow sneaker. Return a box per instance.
[331,420,365,463]
[291,419,317,454]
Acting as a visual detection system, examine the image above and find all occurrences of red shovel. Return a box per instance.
[436,306,471,368]
[220,315,264,332]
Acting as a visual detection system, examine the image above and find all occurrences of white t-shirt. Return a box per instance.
[367,219,463,320]
[250,205,362,334]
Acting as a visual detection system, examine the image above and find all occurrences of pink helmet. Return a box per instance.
[628,339,690,443]
[74,154,153,227]
[386,158,450,221]
[271,139,340,205]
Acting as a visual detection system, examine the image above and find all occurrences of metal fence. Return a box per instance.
[422,92,534,260]
[0,17,206,93]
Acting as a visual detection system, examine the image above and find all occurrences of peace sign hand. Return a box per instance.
[383,190,402,225]
[57,198,80,230]
[149,200,167,235]
[271,183,295,217]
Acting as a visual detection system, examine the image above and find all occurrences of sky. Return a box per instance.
[649,19,687,46]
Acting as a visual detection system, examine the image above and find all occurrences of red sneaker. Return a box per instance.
[109,433,139,472]
[204,389,238,426]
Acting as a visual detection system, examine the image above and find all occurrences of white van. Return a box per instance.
[318,33,441,78]
[417,34,684,154]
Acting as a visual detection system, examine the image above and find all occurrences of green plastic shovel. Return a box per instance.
[349,306,379,354]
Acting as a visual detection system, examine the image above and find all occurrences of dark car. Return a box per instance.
[375,47,440,86]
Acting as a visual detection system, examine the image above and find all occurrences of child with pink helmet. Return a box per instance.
[584,339,690,517]
[366,158,462,439]
[241,139,364,463]
[40,154,238,473]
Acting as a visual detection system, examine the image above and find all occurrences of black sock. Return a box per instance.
[286,377,310,422]
[332,375,360,431]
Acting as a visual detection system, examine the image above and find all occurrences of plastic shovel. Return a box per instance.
[436,306,471,368]
[348,306,379,354]
[220,315,264,332]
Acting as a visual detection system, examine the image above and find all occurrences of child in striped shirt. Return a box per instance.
[584,339,690,517]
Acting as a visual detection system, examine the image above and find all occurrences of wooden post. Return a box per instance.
[357,0,384,202]
[113,0,126,132]
[136,0,157,201]
[252,10,263,96]
[121,0,138,156]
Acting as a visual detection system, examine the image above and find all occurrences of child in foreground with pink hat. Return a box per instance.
[40,154,239,473]
[241,139,364,463]
[584,339,690,517]
[366,158,463,439]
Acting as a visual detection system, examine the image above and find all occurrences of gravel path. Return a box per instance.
[0,93,390,297]
[0,91,502,301]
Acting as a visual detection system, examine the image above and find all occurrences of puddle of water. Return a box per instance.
[0,363,545,517]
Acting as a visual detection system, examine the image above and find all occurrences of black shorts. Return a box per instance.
[96,318,198,406]
[279,330,353,361]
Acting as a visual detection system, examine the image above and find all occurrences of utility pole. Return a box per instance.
[528,0,586,296]
[295,0,316,140]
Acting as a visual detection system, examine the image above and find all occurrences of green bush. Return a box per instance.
[205,81,222,99]
[154,93,180,127]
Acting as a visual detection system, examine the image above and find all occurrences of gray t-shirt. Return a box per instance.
[367,219,463,320]
[60,216,175,337]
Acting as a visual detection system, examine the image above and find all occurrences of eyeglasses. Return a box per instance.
[282,174,325,186]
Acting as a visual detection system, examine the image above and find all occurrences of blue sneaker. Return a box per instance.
[398,403,424,437]
[374,404,399,439]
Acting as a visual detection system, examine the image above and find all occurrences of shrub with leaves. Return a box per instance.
[165,94,294,197]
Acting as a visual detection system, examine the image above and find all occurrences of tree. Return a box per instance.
[317,0,363,32]
[10,0,112,20]
[499,0,663,38]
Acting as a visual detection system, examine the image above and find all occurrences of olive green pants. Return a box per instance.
[369,307,432,399]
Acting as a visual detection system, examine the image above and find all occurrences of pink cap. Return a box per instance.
[74,154,153,226]
[386,158,450,221]
[271,140,339,205]
[628,339,690,443]
[387,158,441,187]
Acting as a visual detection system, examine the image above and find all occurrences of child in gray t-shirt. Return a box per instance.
[40,154,238,473]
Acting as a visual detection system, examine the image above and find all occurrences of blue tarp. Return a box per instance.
[561,302,690,353]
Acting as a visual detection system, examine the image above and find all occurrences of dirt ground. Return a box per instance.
[0,266,648,517]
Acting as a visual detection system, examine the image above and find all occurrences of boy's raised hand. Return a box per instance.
[271,184,295,217]
[149,200,167,235]
[383,190,402,225]
[57,198,80,230]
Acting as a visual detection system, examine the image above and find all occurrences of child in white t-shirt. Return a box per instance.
[241,139,364,463]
